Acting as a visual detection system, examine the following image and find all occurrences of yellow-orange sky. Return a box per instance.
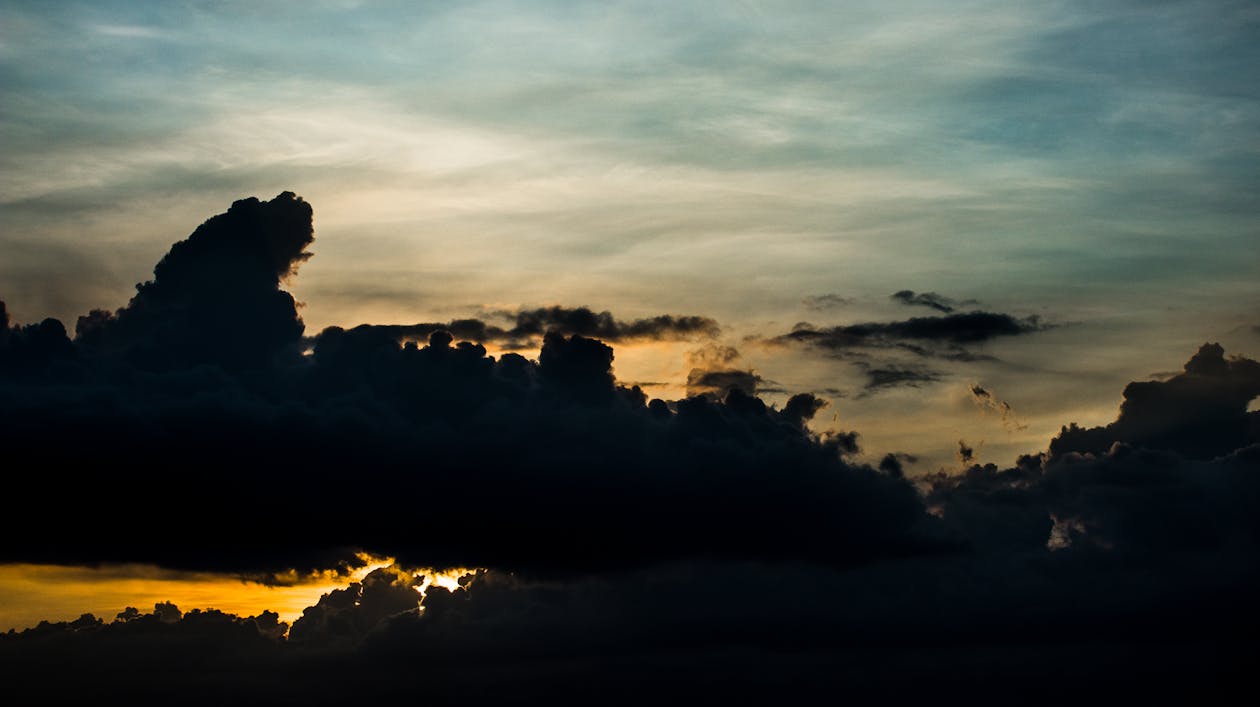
[0,561,472,633]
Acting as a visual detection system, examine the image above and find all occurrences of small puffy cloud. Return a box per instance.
[969,383,1027,431]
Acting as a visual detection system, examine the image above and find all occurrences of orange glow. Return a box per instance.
[0,555,394,632]
[416,567,479,593]
[0,557,486,633]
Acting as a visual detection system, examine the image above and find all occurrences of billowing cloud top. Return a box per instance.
[75,192,314,370]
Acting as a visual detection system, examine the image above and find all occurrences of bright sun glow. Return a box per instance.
[416,567,480,594]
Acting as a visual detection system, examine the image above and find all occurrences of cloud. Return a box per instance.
[89,24,173,40]
[956,439,976,465]
[890,289,976,314]
[773,309,1048,394]
[0,302,74,372]
[856,363,942,393]
[73,192,313,371]
[288,566,422,646]
[926,343,1260,558]
[784,311,1046,348]
[354,306,719,350]
[878,452,917,478]
[683,344,764,399]
[969,383,1027,431]
[0,194,944,577]
[782,392,828,428]
[1049,343,1260,460]
[801,293,853,310]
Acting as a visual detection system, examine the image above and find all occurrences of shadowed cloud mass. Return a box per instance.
[0,194,939,576]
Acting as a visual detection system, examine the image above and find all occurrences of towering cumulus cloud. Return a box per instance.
[1,195,1256,703]
[1051,342,1260,459]
[75,192,314,370]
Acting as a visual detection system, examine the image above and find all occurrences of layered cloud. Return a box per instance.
[774,307,1048,392]
[782,311,1046,349]
[348,306,718,350]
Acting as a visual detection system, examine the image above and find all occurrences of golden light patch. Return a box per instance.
[415,567,479,593]
[0,556,392,632]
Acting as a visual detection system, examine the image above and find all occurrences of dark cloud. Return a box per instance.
[356,305,719,350]
[857,363,942,393]
[785,311,1046,349]
[925,345,1260,559]
[683,343,764,399]
[0,302,74,372]
[782,392,828,427]
[970,383,1027,431]
[289,566,422,646]
[890,289,976,313]
[825,429,861,456]
[1050,343,1260,460]
[956,439,976,465]
[774,308,1047,395]
[685,368,761,398]
[878,452,917,478]
[2,556,1254,704]
[0,194,943,576]
[74,192,313,371]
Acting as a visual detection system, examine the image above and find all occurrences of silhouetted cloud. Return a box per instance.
[969,383,1027,431]
[782,392,828,428]
[784,311,1045,349]
[926,344,1260,559]
[74,192,313,371]
[774,309,1047,394]
[878,452,917,478]
[890,289,976,313]
[1050,343,1260,460]
[356,306,719,349]
[956,439,976,465]
[0,302,74,372]
[289,566,422,646]
[683,344,764,399]
[0,194,942,577]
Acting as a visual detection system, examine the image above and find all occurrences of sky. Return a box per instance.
[1,1,1258,701]
[4,0,1258,469]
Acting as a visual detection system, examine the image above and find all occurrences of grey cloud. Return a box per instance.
[970,383,1027,431]
[891,290,976,314]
